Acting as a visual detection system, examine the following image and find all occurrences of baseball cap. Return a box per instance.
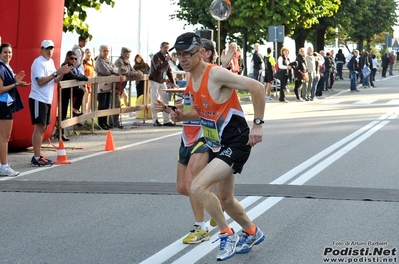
[41,40,54,48]
[169,32,202,52]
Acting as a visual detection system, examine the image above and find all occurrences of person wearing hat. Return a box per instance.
[168,32,265,261]
[263,47,276,101]
[113,47,143,128]
[148,42,178,126]
[29,39,73,166]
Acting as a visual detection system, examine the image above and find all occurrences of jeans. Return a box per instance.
[350,70,357,91]
[324,71,330,90]
[311,75,320,99]
[362,74,370,87]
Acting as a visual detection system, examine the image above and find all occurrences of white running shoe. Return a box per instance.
[216,229,239,261]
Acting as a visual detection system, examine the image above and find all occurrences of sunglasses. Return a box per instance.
[44,46,54,50]
[69,57,78,60]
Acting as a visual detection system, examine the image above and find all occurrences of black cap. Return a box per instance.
[169,32,202,52]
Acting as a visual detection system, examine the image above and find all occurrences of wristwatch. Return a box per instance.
[253,118,264,125]
[52,72,57,78]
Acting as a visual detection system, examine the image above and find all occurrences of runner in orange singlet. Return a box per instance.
[168,32,266,261]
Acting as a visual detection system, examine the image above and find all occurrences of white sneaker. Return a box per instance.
[266,96,274,101]
[0,166,19,177]
[216,229,239,261]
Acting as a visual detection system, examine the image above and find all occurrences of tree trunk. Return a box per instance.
[315,28,326,52]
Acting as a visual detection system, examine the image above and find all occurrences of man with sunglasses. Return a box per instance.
[169,32,266,261]
[29,40,72,166]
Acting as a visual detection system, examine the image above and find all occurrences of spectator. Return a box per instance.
[329,50,336,90]
[263,47,276,101]
[371,54,378,87]
[0,43,30,176]
[361,51,371,88]
[305,46,316,101]
[252,43,263,81]
[389,51,395,76]
[72,36,88,74]
[114,47,143,116]
[133,54,150,99]
[312,52,324,100]
[276,47,292,103]
[220,42,243,75]
[59,50,87,141]
[293,47,307,102]
[83,48,96,113]
[348,49,359,92]
[29,40,72,166]
[236,48,245,75]
[149,41,178,126]
[168,52,186,101]
[316,50,326,99]
[95,44,119,130]
[381,53,390,78]
[324,52,333,91]
[335,49,346,80]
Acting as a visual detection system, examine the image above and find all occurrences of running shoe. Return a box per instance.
[182,225,210,244]
[216,229,238,261]
[236,226,265,254]
[210,218,217,227]
[0,166,19,177]
[31,156,53,167]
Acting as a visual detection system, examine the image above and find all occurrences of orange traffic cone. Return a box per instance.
[54,140,72,164]
[104,130,116,151]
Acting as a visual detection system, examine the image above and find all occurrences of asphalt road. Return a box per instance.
[1,74,398,264]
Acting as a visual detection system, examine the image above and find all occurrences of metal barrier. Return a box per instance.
[56,74,150,140]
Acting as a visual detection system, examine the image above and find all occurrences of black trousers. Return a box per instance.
[97,92,111,126]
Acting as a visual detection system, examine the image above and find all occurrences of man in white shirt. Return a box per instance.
[29,39,72,166]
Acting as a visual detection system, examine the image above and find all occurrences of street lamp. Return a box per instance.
[210,0,232,65]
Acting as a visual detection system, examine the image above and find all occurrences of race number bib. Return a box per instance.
[200,118,221,152]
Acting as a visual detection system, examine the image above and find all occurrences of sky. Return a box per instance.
[61,0,196,63]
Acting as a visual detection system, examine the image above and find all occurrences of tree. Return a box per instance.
[172,0,340,74]
[63,0,115,39]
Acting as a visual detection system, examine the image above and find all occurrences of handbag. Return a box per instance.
[299,71,308,81]
[362,65,371,78]
[98,82,112,93]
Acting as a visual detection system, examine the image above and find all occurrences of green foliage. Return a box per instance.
[63,0,115,39]
[171,0,398,57]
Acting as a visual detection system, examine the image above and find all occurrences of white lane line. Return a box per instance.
[269,121,380,185]
[173,197,284,264]
[138,196,263,264]
[140,120,384,263]
[353,100,378,104]
[385,100,399,105]
[171,121,389,263]
[320,100,344,105]
[0,132,182,182]
[289,121,389,185]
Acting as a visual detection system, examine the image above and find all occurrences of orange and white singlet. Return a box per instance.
[181,80,203,147]
[188,64,248,151]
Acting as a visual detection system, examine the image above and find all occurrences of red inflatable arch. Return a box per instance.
[0,0,64,149]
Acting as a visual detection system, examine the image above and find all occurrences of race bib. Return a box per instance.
[200,118,221,152]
